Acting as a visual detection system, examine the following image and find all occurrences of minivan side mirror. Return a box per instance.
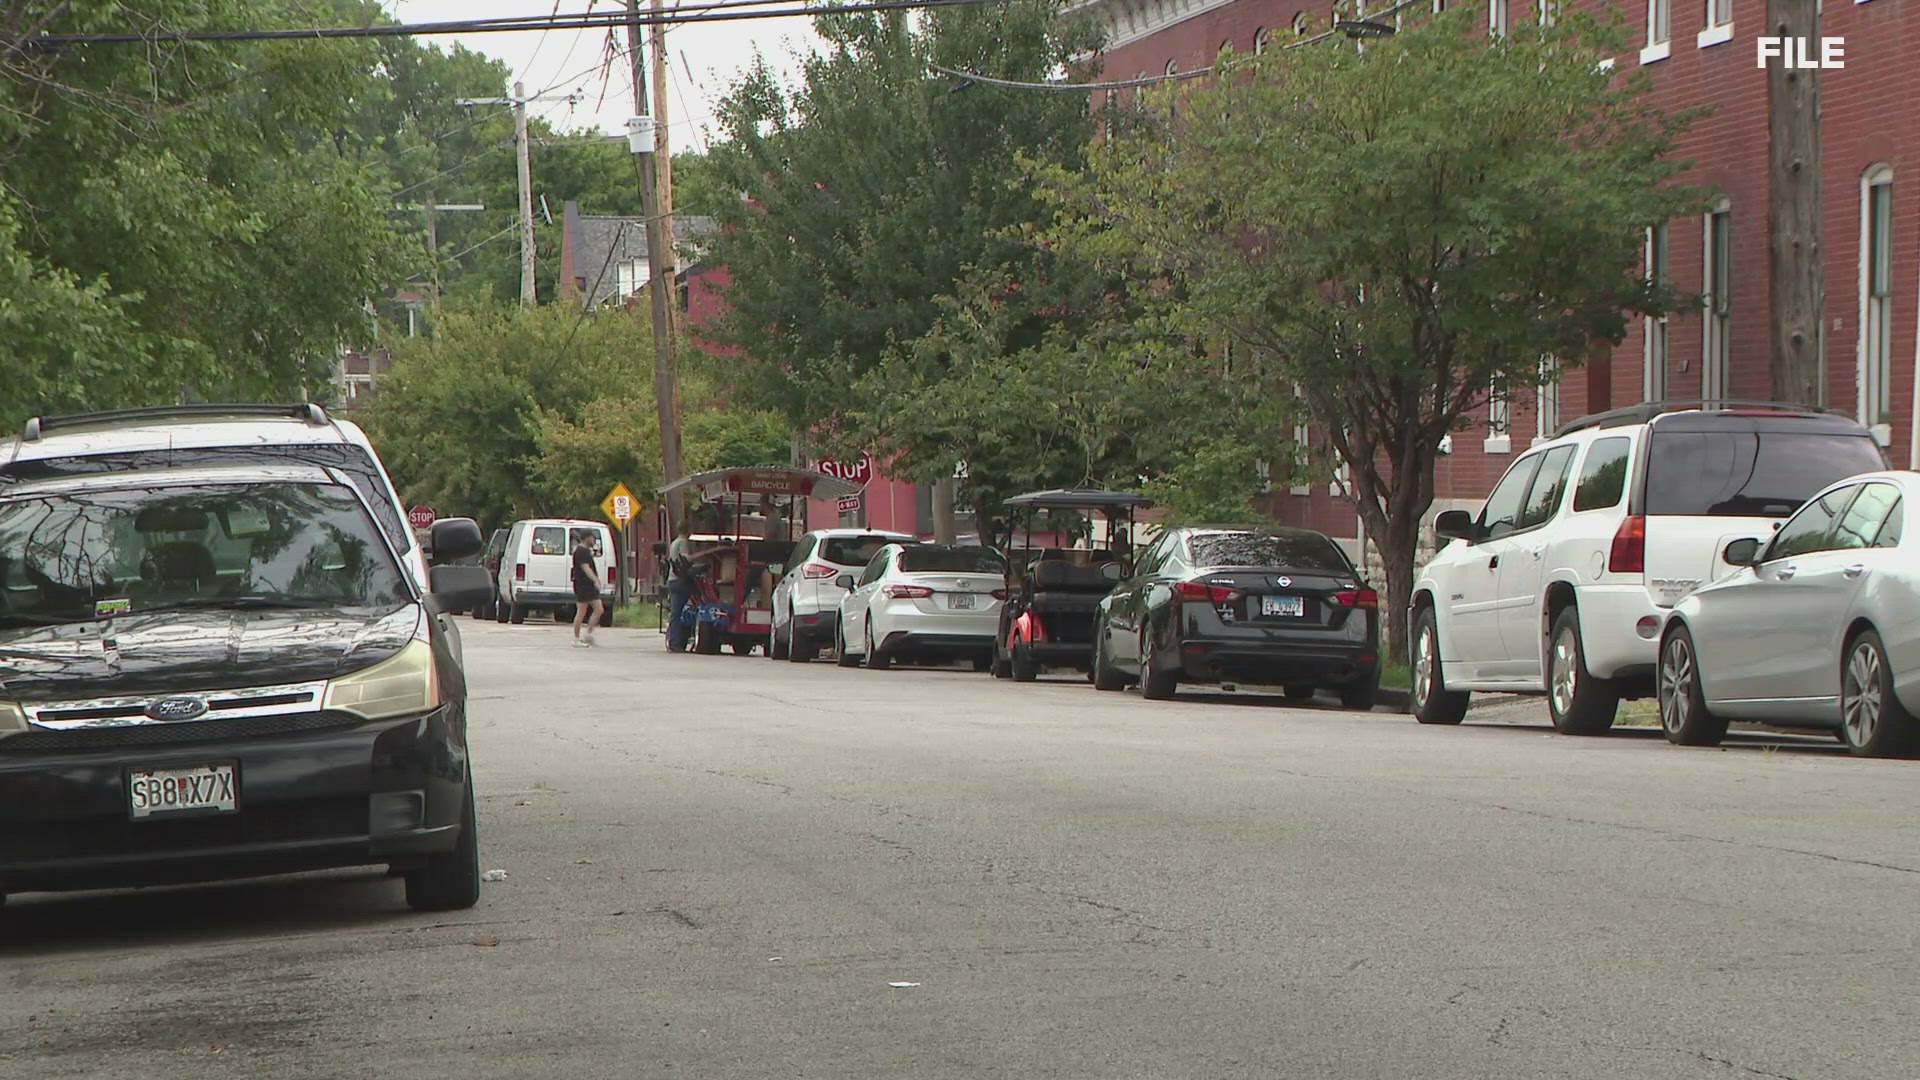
[1722,537,1762,567]
[1434,510,1477,543]
[429,518,484,563]
[836,573,856,591]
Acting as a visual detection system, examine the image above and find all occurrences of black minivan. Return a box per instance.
[0,463,493,910]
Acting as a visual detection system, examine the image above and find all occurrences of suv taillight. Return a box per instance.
[1608,516,1645,574]
[801,563,838,579]
[1173,581,1239,603]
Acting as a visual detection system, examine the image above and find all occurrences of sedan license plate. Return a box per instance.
[949,592,977,610]
[1261,594,1305,618]
[128,763,238,819]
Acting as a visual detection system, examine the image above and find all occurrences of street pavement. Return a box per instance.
[4,619,1917,1079]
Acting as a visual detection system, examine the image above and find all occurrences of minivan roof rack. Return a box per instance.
[22,403,329,442]
[1550,399,1852,440]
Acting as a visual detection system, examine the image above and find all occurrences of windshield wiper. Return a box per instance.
[137,596,347,612]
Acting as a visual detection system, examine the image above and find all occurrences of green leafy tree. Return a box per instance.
[1036,7,1703,661]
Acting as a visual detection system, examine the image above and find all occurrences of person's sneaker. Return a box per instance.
[583,635,596,648]
[572,638,589,648]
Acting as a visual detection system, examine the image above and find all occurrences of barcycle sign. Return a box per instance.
[816,454,874,488]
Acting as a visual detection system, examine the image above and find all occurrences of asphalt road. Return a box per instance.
[4,619,1917,1079]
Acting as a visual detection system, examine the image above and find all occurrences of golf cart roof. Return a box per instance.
[1003,488,1152,511]
[657,466,862,502]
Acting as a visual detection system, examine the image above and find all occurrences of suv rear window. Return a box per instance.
[899,548,1006,574]
[1644,431,1887,517]
[1188,532,1351,571]
[821,535,908,566]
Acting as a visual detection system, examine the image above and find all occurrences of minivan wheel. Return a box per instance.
[1547,607,1618,736]
[1840,630,1920,758]
[1410,607,1468,725]
[406,773,480,912]
[1658,625,1727,746]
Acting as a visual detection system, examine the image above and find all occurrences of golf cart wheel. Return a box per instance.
[1010,641,1038,682]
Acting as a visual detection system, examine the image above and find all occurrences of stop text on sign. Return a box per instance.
[1757,37,1844,70]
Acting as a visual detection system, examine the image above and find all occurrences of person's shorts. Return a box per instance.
[573,582,599,602]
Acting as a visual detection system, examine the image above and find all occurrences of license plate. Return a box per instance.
[949,592,976,609]
[1261,595,1305,617]
[128,763,238,819]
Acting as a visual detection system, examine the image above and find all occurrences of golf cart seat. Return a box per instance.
[1030,561,1116,593]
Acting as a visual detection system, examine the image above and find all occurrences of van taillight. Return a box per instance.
[514,562,526,581]
[1608,516,1645,574]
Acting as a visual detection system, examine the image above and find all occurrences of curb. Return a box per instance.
[1375,687,1411,714]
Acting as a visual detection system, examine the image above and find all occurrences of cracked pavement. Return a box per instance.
[3,620,1916,1079]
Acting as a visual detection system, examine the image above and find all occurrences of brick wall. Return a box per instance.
[1084,0,1920,566]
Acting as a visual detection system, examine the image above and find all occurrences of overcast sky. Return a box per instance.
[384,0,825,154]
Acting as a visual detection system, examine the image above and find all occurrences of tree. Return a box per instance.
[1035,7,1703,663]
[702,0,1105,512]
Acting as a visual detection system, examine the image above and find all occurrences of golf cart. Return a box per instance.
[992,488,1150,681]
[656,466,863,655]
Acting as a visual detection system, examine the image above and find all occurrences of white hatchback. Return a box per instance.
[834,544,1007,670]
[770,528,916,662]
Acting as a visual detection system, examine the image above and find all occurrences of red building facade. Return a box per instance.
[1078,0,1920,562]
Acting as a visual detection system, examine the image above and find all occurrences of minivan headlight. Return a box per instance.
[0,701,25,739]
[323,640,441,721]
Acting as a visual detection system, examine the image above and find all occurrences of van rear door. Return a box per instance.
[1640,419,1887,607]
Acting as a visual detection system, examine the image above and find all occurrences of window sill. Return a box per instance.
[1597,57,1617,71]
[1484,435,1511,455]
[1696,23,1733,49]
[1639,40,1671,65]
[1289,485,1311,497]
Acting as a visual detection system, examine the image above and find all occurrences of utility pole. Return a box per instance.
[405,200,485,313]
[1768,0,1823,407]
[627,0,684,526]
[650,0,680,340]
[514,81,536,306]
[457,88,578,308]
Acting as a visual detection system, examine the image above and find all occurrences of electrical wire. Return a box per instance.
[27,0,998,48]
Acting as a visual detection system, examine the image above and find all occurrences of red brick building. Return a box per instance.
[1076,0,1920,564]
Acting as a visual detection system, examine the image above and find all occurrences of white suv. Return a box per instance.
[1409,402,1886,734]
[769,528,917,662]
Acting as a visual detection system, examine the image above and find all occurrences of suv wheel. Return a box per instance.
[508,600,527,625]
[771,620,791,660]
[1546,606,1618,736]
[1658,624,1727,746]
[1410,607,1468,725]
[1840,629,1919,757]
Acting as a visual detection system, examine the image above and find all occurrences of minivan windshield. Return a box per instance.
[898,547,1006,574]
[1189,532,1353,572]
[1645,431,1888,517]
[0,482,410,628]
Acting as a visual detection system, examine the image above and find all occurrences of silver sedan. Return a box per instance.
[1657,470,1920,757]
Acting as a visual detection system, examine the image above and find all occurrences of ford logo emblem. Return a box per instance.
[145,696,209,722]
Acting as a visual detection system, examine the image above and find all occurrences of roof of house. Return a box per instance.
[564,202,719,308]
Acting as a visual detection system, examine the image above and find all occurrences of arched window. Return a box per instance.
[1293,11,1309,35]
[1165,59,1178,76]
[1253,26,1269,53]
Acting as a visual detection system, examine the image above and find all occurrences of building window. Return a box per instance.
[1641,0,1671,61]
[1697,0,1734,46]
[1164,59,1177,77]
[1254,26,1269,53]
[1703,204,1731,401]
[1488,0,1506,35]
[1486,380,1511,453]
[1256,459,1272,494]
[1536,358,1561,439]
[1706,0,1730,26]
[1643,223,1669,400]
[1293,11,1309,36]
[1538,0,1557,26]
[1861,167,1894,437]
[1433,0,1446,10]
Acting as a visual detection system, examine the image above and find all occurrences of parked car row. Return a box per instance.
[0,404,493,908]
[1410,400,1918,757]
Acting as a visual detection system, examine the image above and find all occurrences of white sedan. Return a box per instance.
[1658,470,1918,756]
[834,544,1007,670]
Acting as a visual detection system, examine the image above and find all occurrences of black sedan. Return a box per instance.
[1091,527,1380,708]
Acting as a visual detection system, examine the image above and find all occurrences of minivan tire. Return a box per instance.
[1547,606,1618,736]
[405,773,480,912]
[1410,607,1469,725]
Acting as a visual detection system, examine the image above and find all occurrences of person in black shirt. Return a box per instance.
[570,536,604,647]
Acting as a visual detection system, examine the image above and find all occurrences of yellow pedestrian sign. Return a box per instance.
[601,482,639,527]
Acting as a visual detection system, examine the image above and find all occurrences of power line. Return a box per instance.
[27,0,997,49]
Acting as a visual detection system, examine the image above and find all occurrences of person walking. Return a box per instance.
[570,535,605,647]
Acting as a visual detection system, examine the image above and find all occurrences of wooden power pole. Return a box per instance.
[626,0,684,526]
[650,0,680,341]
[1768,0,1823,407]
[514,81,536,307]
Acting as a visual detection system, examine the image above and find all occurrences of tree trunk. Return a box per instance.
[931,476,957,543]
[1768,0,1823,407]
[1375,529,1418,672]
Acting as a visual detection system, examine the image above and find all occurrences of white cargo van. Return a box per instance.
[495,518,617,624]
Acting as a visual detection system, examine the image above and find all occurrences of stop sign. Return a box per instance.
[408,505,437,530]
[817,454,874,488]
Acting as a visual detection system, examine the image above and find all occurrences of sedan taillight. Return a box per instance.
[801,563,839,579]
[883,584,933,599]
[1173,581,1239,604]
[1333,589,1378,609]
